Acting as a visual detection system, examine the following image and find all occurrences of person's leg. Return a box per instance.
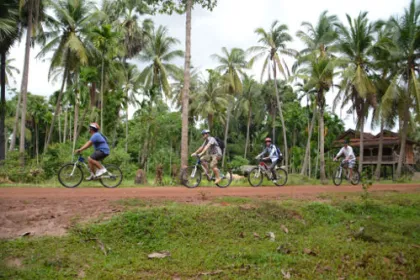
[90,151,107,176]
[269,160,278,179]
[201,155,211,175]
[211,156,221,183]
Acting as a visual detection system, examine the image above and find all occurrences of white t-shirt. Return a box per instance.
[336,146,356,160]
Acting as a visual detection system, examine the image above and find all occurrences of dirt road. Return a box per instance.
[1,184,419,239]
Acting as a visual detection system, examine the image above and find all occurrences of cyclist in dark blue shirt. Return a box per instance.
[75,123,110,180]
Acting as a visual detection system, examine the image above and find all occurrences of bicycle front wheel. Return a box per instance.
[248,167,263,187]
[216,169,232,188]
[333,168,342,186]
[100,164,123,188]
[274,168,288,186]
[350,170,360,185]
[58,163,84,188]
[181,166,202,188]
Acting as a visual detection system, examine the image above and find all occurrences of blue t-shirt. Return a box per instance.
[90,132,110,155]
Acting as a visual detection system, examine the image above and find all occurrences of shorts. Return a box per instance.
[201,154,221,169]
[90,150,109,161]
[342,159,356,169]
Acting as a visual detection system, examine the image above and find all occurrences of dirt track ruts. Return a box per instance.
[0,184,419,239]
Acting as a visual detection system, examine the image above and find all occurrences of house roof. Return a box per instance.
[333,129,418,148]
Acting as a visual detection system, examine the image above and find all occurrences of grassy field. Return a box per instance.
[1,192,419,279]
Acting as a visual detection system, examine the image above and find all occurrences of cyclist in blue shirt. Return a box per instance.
[75,123,110,180]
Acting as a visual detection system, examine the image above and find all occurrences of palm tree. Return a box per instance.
[335,12,377,173]
[249,21,297,169]
[193,69,228,131]
[0,0,19,160]
[382,0,420,178]
[138,24,184,99]
[236,74,260,158]
[296,11,338,57]
[212,47,248,167]
[0,58,19,86]
[296,54,339,182]
[90,23,121,132]
[38,0,94,152]
[121,63,143,152]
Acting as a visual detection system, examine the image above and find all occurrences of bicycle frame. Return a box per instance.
[191,157,215,180]
[71,154,113,179]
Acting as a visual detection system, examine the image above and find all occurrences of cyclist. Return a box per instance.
[191,129,222,184]
[255,137,282,183]
[333,139,356,179]
[75,123,110,180]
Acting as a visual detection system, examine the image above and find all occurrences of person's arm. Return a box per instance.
[75,141,93,153]
[198,143,212,156]
[334,148,343,161]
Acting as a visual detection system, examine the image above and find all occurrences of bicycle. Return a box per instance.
[247,160,288,187]
[181,155,232,188]
[57,153,123,188]
[332,160,360,186]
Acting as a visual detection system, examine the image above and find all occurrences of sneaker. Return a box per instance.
[86,174,95,181]
[95,168,107,177]
[214,178,222,184]
[272,180,277,184]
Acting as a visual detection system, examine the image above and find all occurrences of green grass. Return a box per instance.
[1,193,419,279]
[2,173,418,188]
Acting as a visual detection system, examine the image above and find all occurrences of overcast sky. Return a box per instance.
[7,0,412,132]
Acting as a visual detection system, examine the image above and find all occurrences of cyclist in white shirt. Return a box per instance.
[333,139,356,179]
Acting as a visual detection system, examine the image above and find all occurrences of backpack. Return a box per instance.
[274,145,282,159]
[99,132,109,144]
[214,137,225,152]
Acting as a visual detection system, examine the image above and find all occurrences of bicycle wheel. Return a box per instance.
[333,168,342,186]
[350,170,360,185]
[216,169,232,188]
[248,167,263,187]
[58,163,84,188]
[273,168,288,186]
[181,166,202,188]
[100,164,123,188]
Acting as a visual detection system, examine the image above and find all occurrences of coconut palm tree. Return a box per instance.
[0,0,20,160]
[382,0,420,178]
[138,24,184,99]
[38,0,94,152]
[212,47,248,167]
[90,23,121,131]
[235,74,260,158]
[193,69,228,131]
[296,53,340,182]
[249,21,297,169]
[335,12,378,173]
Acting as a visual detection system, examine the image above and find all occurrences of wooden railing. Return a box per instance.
[360,155,397,162]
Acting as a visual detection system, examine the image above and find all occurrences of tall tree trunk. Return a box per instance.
[44,58,69,152]
[300,106,317,176]
[358,106,365,173]
[396,103,410,177]
[207,113,213,131]
[19,0,34,165]
[63,107,68,143]
[319,104,327,183]
[100,56,105,132]
[125,106,129,153]
[76,106,89,139]
[9,84,21,151]
[244,107,252,158]
[58,107,62,143]
[72,86,79,156]
[180,0,192,168]
[375,119,384,181]
[272,62,288,169]
[272,110,276,143]
[35,120,39,165]
[222,103,231,168]
[0,52,6,161]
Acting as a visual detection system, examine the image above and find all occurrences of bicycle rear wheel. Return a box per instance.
[273,168,288,186]
[58,163,84,188]
[100,164,123,188]
[216,169,232,188]
[248,167,263,187]
[333,168,342,186]
[181,166,202,188]
[350,170,360,185]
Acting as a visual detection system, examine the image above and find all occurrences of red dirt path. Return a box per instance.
[1,184,419,239]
